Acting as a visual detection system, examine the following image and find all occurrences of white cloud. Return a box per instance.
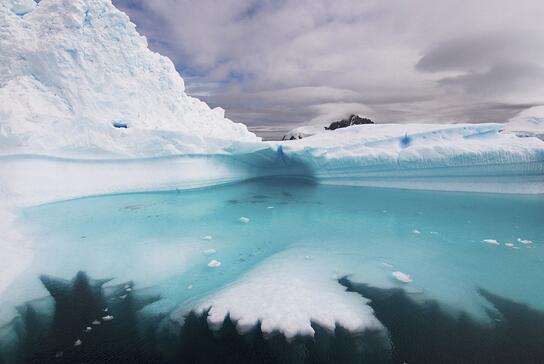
[114,0,544,134]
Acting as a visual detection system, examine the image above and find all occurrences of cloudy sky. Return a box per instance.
[114,0,544,137]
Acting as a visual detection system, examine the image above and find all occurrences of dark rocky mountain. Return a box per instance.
[325,114,374,130]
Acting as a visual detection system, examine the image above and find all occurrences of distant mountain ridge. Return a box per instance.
[282,114,374,140]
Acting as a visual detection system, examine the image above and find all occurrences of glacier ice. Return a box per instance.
[0,0,260,158]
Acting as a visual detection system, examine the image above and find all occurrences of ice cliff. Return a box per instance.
[0,0,260,158]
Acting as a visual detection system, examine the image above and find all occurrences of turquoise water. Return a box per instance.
[14,177,544,321]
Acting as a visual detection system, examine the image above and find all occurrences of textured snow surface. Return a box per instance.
[503,106,544,140]
[278,123,544,194]
[0,0,260,158]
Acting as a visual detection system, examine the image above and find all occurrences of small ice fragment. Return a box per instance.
[512,246,520,249]
[267,206,274,209]
[74,339,82,347]
[92,320,101,325]
[83,326,92,333]
[203,248,217,256]
[119,294,127,299]
[126,287,132,292]
[123,284,130,289]
[102,315,114,321]
[239,216,250,223]
[381,262,394,268]
[103,308,108,312]
[481,239,499,245]
[392,271,412,283]
[208,259,221,268]
[187,284,193,289]
[430,231,438,235]
[412,229,421,234]
[201,235,213,240]
[505,243,514,247]
[517,238,533,244]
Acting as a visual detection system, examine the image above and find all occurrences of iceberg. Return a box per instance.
[0,0,544,362]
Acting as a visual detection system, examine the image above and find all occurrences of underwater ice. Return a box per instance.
[1,179,543,342]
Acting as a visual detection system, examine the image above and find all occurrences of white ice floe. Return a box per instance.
[481,239,500,245]
[239,217,250,223]
[392,271,412,283]
[73,339,82,347]
[102,315,114,321]
[412,229,421,234]
[92,320,101,325]
[203,249,217,256]
[201,235,213,240]
[207,260,221,268]
[267,206,275,209]
[517,238,533,244]
[505,243,514,247]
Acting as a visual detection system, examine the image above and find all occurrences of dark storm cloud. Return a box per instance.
[113,0,544,132]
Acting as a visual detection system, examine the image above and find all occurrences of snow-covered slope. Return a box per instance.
[0,0,260,158]
[503,105,544,140]
[277,123,544,194]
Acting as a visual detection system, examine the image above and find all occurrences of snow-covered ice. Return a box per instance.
[238,216,250,223]
[0,0,260,158]
[207,260,221,268]
[392,271,412,283]
[481,239,500,245]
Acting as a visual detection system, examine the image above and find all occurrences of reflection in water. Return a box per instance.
[341,278,544,364]
[5,272,161,364]
[2,271,544,363]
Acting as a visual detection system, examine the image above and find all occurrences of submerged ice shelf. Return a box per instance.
[2,179,543,346]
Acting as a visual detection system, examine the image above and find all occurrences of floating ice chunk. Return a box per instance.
[92,320,101,325]
[412,229,421,234]
[430,231,438,235]
[187,284,193,289]
[381,262,394,268]
[267,206,275,209]
[74,339,82,347]
[102,315,114,321]
[392,271,412,283]
[517,238,533,244]
[201,235,213,240]
[203,249,217,256]
[505,243,514,247]
[208,259,221,268]
[239,216,250,223]
[481,239,500,245]
[83,326,92,333]
[119,294,127,300]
